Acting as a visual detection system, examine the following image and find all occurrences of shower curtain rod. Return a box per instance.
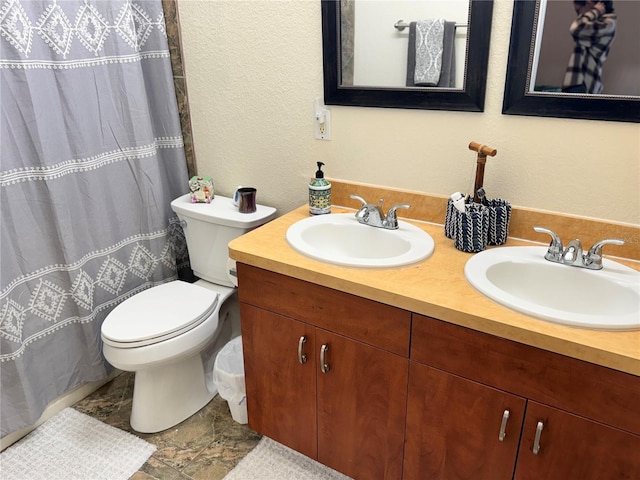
[394,20,468,31]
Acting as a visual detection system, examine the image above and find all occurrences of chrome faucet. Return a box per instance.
[350,194,410,230]
[533,226,624,270]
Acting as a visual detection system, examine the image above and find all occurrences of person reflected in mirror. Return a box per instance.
[562,1,617,94]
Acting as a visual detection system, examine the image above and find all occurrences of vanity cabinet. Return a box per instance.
[404,363,526,479]
[240,306,317,458]
[236,263,640,480]
[407,314,640,480]
[238,264,410,480]
[514,401,640,479]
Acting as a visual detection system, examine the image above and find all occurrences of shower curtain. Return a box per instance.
[0,0,190,437]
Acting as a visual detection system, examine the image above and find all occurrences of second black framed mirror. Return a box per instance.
[502,0,640,123]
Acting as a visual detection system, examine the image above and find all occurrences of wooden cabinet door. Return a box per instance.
[240,303,317,459]
[403,363,526,480]
[317,330,409,480]
[515,401,640,480]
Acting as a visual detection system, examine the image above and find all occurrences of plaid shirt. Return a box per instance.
[562,9,617,94]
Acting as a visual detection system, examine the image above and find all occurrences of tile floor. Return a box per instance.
[73,372,261,480]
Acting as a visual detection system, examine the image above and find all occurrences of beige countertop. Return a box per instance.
[229,205,640,377]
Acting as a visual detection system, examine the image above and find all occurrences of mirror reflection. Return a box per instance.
[340,0,470,89]
[322,0,493,111]
[531,0,640,96]
[502,0,639,123]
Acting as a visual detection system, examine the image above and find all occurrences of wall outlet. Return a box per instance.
[314,98,331,140]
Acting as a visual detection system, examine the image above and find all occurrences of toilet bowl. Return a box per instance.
[100,193,276,433]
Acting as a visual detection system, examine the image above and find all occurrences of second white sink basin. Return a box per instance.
[465,246,640,330]
[286,213,434,268]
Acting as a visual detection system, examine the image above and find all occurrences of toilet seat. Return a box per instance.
[101,281,219,348]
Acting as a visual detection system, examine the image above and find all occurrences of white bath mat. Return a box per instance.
[223,437,352,480]
[0,407,156,480]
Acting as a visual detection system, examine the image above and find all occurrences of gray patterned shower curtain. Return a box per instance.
[0,0,190,437]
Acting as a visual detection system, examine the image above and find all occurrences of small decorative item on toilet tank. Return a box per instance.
[309,162,331,215]
[189,176,214,203]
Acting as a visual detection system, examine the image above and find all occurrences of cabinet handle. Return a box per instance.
[498,409,510,441]
[532,420,544,455]
[320,344,330,373]
[298,336,307,364]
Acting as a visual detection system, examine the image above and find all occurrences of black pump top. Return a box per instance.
[315,161,325,178]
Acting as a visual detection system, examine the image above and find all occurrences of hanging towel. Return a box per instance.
[406,20,456,87]
[438,21,456,88]
[415,19,445,86]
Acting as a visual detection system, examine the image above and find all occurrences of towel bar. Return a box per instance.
[394,20,467,31]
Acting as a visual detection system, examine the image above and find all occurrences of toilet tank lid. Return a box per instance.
[171,194,277,229]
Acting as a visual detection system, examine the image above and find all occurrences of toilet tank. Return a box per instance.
[170,194,276,287]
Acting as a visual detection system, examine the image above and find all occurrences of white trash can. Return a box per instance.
[212,336,248,424]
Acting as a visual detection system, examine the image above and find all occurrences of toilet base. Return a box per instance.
[130,353,216,433]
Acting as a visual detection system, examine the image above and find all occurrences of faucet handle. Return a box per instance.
[585,238,625,269]
[387,203,411,214]
[349,194,368,207]
[533,226,563,262]
[384,203,411,229]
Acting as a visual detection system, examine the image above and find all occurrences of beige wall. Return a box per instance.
[177,0,639,225]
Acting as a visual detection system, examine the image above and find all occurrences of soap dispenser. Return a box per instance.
[309,162,331,215]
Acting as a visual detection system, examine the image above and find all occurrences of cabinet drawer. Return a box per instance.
[237,263,411,357]
[411,314,640,436]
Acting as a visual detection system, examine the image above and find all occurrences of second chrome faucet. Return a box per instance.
[350,194,410,230]
[533,226,624,270]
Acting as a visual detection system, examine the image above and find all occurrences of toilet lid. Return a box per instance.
[101,281,219,346]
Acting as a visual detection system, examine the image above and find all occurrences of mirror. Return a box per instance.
[503,0,640,123]
[321,0,494,111]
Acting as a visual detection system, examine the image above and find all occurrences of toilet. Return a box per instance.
[100,193,276,433]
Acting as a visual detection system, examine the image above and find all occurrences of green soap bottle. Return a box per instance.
[309,162,331,215]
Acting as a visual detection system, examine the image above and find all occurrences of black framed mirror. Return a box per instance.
[321,0,494,112]
[503,0,640,123]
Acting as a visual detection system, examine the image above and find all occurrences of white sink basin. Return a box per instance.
[465,246,640,330]
[286,213,434,268]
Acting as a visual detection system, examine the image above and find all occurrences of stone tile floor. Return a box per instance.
[73,372,261,480]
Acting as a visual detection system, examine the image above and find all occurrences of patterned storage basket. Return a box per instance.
[486,198,512,246]
[445,197,511,253]
[444,198,460,239]
[454,204,489,253]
